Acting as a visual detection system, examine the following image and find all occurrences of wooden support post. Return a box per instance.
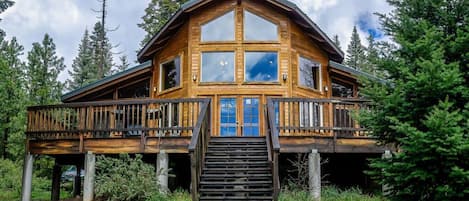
[83,151,96,201]
[73,164,82,197]
[309,149,321,201]
[51,162,61,201]
[157,151,169,193]
[21,153,34,201]
[382,150,392,195]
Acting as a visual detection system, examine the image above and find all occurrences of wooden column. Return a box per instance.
[51,163,61,201]
[21,153,34,201]
[83,152,96,201]
[157,151,169,193]
[73,164,82,197]
[309,149,321,201]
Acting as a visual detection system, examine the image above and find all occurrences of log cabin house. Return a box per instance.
[21,0,389,200]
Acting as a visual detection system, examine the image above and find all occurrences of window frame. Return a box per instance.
[200,10,236,43]
[244,51,280,83]
[243,9,280,42]
[298,55,322,92]
[200,51,236,83]
[159,55,182,93]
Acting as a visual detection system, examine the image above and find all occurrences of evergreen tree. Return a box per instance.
[90,22,113,79]
[0,0,14,37]
[345,26,366,69]
[67,29,94,90]
[138,0,188,47]
[25,34,65,105]
[0,36,26,160]
[362,34,381,76]
[362,0,469,200]
[332,34,341,50]
[116,55,130,72]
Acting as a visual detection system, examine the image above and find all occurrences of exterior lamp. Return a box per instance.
[192,74,197,81]
[282,73,288,81]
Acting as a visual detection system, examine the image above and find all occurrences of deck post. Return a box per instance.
[157,150,169,193]
[73,164,82,197]
[309,149,321,201]
[382,150,392,195]
[51,162,61,201]
[83,151,96,201]
[21,152,34,201]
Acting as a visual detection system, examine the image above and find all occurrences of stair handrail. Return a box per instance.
[188,98,211,201]
[266,98,280,200]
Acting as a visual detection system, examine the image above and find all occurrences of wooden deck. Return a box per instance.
[25,98,384,155]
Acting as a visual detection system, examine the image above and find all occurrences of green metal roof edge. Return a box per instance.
[61,60,152,102]
[329,61,386,83]
[138,0,344,62]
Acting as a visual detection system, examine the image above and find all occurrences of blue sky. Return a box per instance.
[0,0,391,81]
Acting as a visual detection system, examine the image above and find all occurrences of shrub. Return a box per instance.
[146,189,191,201]
[95,154,159,201]
[279,186,387,201]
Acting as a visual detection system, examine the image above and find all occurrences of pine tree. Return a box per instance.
[0,0,14,37]
[362,34,380,76]
[116,55,130,72]
[345,26,366,69]
[25,34,65,105]
[67,29,94,90]
[332,34,341,50]
[362,0,469,200]
[90,22,113,79]
[138,0,189,47]
[0,36,26,160]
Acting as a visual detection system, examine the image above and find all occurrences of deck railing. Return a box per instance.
[265,101,280,200]
[26,98,208,140]
[267,98,371,138]
[188,99,211,201]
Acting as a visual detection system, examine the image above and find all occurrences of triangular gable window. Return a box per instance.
[201,11,235,42]
[244,10,278,41]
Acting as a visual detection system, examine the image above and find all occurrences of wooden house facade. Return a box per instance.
[21,0,389,201]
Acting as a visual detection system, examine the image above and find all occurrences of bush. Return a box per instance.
[279,186,387,201]
[95,154,159,201]
[0,158,51,201]
[146,189,191,201]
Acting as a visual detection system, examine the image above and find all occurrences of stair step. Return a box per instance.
[201,181,272,185]
[207,150,267,154]
[205,155,267,159]
[203,167,270,172]
[200,188,272,192]
[201,174,271,178]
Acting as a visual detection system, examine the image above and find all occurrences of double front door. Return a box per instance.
[219,97,260,137]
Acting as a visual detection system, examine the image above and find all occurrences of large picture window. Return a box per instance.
[245,52,278,82]
[201,11,235,42]
[244,10,278,41]
[160,57,181,91]
[299,56,321,90]
[201,52,235,82]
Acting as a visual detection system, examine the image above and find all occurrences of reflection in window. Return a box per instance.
[118,79,150,98]
[299,56,320,90]
[160,57,181,91]
[220,98,237,136]
[332,79,354,98]
[245,52,278,82]
[201,11,235,42]
[244,10,278,41]
[243,98,259,136]
[201,52,235,82]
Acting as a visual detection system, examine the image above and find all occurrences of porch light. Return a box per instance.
[282,73,288,81]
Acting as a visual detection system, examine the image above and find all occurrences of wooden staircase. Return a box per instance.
[199,137,274,201]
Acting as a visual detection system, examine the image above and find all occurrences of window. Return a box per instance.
[201,52,235,82]
[243,98,259,136]
[201,11,235,42]
[244,10,278,41]
[118,79,150,98]
[332,79,354,98]
[245,52,278,82]
[299,56,321,90]
[160,57,181,91]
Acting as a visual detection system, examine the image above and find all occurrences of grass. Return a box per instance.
[279,186,388,201]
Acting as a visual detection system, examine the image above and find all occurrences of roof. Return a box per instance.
[329,61,386,83]
[61,61,152,102]
[137,0,344,63]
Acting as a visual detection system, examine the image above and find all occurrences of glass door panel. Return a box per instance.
[220,98,237,136]
[243,98,260,136]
